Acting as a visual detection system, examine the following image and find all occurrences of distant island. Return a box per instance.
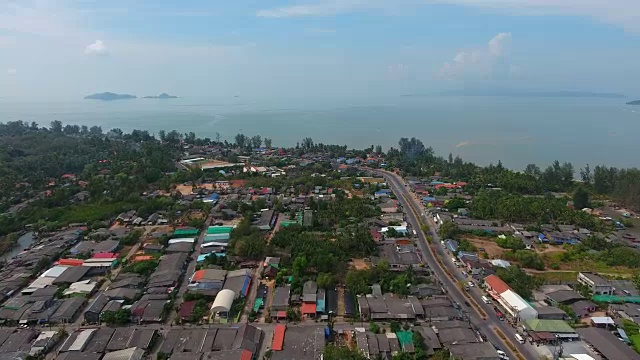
[84,92,136,101]
[143,93,178,99]
[627,100,640,105]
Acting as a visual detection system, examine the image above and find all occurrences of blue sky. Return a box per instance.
[1,0,639,99]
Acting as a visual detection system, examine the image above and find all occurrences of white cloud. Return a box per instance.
[85,40,109,56]
[0,1,75,36]
[7,68,17,75]
[305,27,337,34]
[257,0,381,18]
[256,0,640,33]
[439,32,514,79]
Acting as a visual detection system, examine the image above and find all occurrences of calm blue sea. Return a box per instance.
[1,96,638,170]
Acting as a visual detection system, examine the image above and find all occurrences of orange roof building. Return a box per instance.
[272,324,286,351]
[484,274,511,295]
[57,259,85,266]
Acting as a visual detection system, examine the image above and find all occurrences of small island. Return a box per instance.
[84,92,136,101]
[626,100,640,105]
[143,93,178,99]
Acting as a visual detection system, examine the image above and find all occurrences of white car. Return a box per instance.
[497,350,509,360]
[468,281,474,287]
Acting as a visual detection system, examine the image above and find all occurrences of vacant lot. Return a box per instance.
[350,258,370,270]
[463,236,504,258]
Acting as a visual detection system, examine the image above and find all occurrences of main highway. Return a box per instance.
[369,168,539,360]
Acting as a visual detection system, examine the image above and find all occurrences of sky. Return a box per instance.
[1,0,639,100]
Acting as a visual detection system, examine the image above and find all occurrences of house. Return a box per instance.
[545,290,585,306]
[271,286,291,319]
[577,327,640,360]
[379,200,398,213]
[534,306,568,320]
[410,283,444,298]
[301,281,318,318]
[577,272,614,295]
[569,299,598,318]
[84,294,109,324]
[143,244,163,254]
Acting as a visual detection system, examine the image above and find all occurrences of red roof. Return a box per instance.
[369,229,382,241]
[240,349,253,360]
[192,270,205,282]
[395,239,411,245]
[92,252,118,259]
[179,300,197,318]
[276,311,287,318]
[484,275,511,294]
[272,324,286,351]
[301,302,317,314]
[456,182,468,187]
[57,259,84,266]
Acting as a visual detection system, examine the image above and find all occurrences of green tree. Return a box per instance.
[437,221,460,240]
[573,186,590,210]
[495,266,540,300]
[369,322,380,334]
[323,344,368,360]
[389,321,401,333]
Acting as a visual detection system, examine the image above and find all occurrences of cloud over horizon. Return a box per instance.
[257,0,640,33]
[85,40,109,56]
[439,32,516,80]
[7,68,17,76]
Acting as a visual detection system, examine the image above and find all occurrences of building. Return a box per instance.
[577,327,640,360]
[255,209,277,231]
[210,289,235,318]
[577,272,614,295]
[485,275,538,322]
[84,294,109,324]
[448,343,500,360]
[521,319,578,340]
[301,281,317,318]
[271,286,290,319]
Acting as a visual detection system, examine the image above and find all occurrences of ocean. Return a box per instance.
[1,96,638,170]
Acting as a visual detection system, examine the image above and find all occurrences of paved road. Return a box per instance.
[370,169,540,360]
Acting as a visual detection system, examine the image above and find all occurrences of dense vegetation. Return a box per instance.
[385,137,640,211]
[345,260,422,296]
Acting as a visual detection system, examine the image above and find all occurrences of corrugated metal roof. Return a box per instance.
[272,324,285,351]
[69,329,97,351]
[101,347,144,360]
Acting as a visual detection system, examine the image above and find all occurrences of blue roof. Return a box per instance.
[197,253,226,262]
[430,181,445,185]
[423,197,437,201]
[316,299,326,313]
[445,239,459,252]
[208,193,220,200]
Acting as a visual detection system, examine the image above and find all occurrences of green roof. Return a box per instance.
[522,319,575,333]
[396,331,413,347]
[207,226,234,234]
[173,229,199,236]
[253,298,264,312]
[592,295,640,304]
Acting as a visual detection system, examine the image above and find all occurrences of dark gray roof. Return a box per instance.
[85,293,110,315]
[449,343,500,360]
[107,327,134,351]
[546,290,584,303]
[577,327,640,360]
[57,353,103,360]
[272,286,290,309]
[52,266,89,285]
[83,327,115,353]
[50,297,85,322]
[127,329,157,350]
